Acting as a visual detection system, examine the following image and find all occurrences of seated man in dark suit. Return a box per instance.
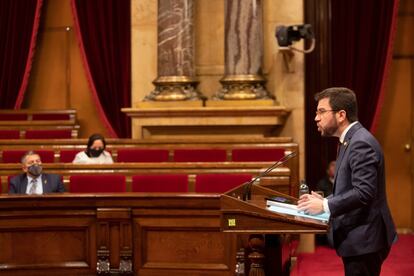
[316,160,336,197]
[9,151,65,194]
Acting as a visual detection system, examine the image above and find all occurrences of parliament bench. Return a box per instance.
[0,137,299,196]
[0,137,297,162]
[0,109,77,122]
[0,162,293,195]
[0,126,79,139]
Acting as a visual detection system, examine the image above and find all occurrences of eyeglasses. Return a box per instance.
[315,109,338,116]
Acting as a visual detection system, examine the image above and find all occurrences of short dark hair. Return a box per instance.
[314,87,358,122]
[86,133,106,154]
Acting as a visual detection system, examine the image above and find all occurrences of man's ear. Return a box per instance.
[336,110,347,123]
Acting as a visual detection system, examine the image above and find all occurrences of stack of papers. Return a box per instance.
[266,200,330,223]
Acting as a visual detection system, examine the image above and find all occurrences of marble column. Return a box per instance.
[145,0,203,101]
[214,0,271,100]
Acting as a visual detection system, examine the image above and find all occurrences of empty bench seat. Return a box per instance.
[25,129,74,139]
[131,174,188,192]
[173,149,227,162]
[69,174,126,193]
[116,148,169,162]
[195,174,252,193]
[231,148,285,161]
[0,130,20,139]
[1,150,55,163]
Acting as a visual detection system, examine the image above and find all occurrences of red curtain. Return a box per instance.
[71,0,131,138]
[0,0,42,109]
[305,0,399,188]
[330,0,399,133]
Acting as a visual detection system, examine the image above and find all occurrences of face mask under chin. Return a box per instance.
[28,164,42,177]
[89,148,104,157]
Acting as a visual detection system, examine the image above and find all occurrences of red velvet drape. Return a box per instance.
[330,0,399,133]
[71,0,131,138]
[0,0,42,109]
[305,0,399,188]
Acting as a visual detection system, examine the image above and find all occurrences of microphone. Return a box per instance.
[242,151,297,201]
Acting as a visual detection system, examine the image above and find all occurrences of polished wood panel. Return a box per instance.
[0,194,235,275]
[0,188,324,275]
[0,207,96,275]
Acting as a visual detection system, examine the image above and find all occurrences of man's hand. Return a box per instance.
[297,192,324,215]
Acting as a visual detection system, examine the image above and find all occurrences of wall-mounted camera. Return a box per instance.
[275,24,315,53]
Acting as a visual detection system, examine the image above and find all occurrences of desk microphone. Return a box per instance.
[242,151,297,201]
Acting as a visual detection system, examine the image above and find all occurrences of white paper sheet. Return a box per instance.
[266,200,330,223]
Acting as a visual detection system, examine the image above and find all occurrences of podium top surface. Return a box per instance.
[220,184,328,234]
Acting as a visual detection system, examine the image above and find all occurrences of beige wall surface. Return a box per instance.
[25,0,109,138]
[376,0,414,229]
[131,0,306,178]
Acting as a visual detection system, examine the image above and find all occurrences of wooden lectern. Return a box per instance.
[221,183,328,276]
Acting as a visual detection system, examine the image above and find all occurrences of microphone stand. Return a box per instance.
[242,151,297,201]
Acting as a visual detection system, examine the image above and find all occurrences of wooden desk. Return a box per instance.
[0,188,326,276]
[0,193,234,275]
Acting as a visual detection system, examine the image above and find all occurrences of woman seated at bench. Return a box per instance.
[73,133,113,164]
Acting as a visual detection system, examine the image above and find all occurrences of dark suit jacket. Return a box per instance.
[9,173,65,194]
[316,176,333,197]
[328,122,396,257]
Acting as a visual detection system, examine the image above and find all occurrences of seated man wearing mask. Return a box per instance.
[9,151,65,194]
[72,133,113,164]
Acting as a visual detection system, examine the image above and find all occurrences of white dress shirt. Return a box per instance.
[26,175,43,195]
[72,151,113,164]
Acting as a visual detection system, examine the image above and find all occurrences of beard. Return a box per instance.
[319,119,339,137]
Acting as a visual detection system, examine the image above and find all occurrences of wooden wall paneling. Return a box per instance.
[132,206,236,275]
[96,208,133,274]
[0,209,97,275]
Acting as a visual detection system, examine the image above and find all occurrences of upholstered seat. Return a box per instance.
[131,174,188,192]
[60,149,82,163]
[195,174,252,193]
[0,114,27,120]
[173,149,227,162]
[2,150,55,163]
[0,130,20,139]
[25,129,73,139]
[69,174,126,193]
[231,148,285,162]
[117,148,169,162]
[32,113,71,120]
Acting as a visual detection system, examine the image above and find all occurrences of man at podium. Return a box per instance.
[298,87,396,276]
